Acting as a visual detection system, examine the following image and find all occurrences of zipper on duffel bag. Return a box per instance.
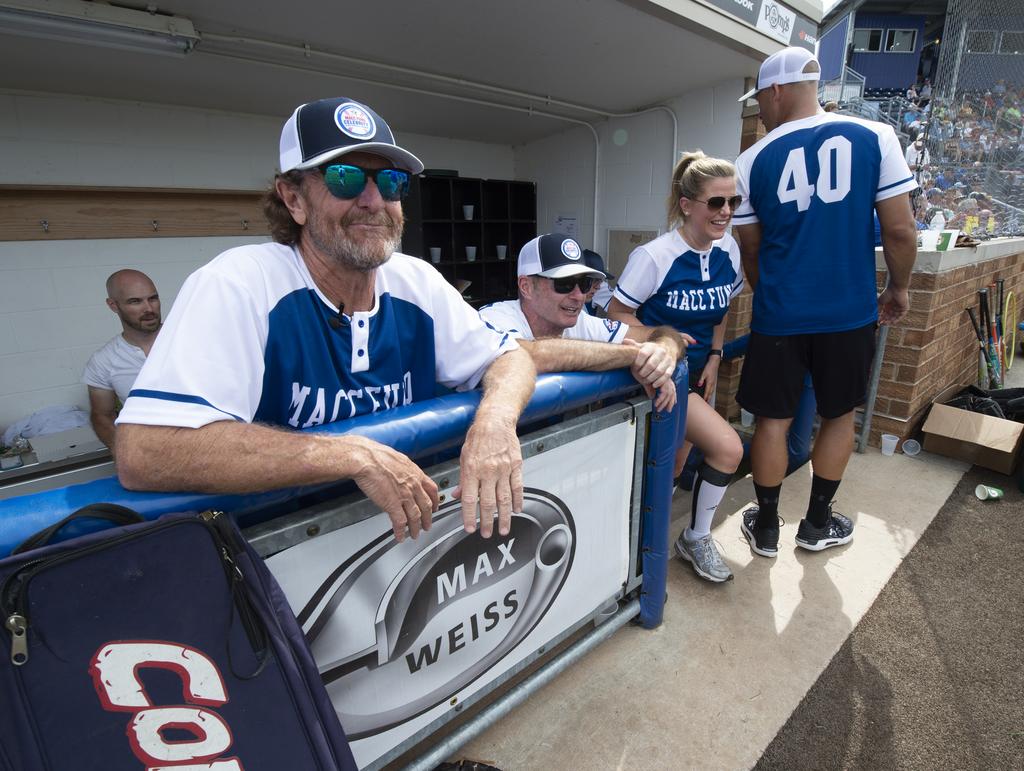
[1,512,265,666]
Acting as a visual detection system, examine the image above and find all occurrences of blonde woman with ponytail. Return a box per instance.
[607,150,744,583]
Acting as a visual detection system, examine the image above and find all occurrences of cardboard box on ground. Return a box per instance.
[922,385,1024,475]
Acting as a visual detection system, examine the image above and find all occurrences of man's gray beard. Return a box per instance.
[305,207,403,272]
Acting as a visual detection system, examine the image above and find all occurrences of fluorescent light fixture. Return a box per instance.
[0,0,200,56]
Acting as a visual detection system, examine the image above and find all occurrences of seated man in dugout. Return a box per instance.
[115,97,540,544]
[479,233,686,413]
[82,269,162,457]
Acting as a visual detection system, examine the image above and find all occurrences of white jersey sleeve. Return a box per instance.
[119,264,269,428]
[876,125,918,202]
[564,312,628,343]
[733,157,758,225]
[612,245,659,309]
[428,281,519,390]
[478,301,534,341]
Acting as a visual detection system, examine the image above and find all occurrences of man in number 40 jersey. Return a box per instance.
[732,48,918,558]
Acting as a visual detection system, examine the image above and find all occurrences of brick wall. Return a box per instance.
[713,240,1024,447]
[867,246,1024,447]
[714,93,763,419]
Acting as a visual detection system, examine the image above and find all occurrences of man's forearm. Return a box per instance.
[476,347,536,422]
[880,225,918,290]
[877,193,919,290]
[519,338,638,374]
[117,421,373,493]
[91,413,117,452]
[647,326,685,360]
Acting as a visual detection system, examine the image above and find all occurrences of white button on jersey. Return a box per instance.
[351,310,371,373]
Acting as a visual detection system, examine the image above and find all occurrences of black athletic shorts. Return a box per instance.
[737,322,877,420]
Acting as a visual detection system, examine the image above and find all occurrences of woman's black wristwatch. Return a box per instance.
[708,348,723,358]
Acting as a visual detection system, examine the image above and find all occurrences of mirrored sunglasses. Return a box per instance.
[692,195,743,212]
[320,163,410,202]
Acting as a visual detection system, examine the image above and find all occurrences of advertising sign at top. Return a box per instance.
[699,0,816,51]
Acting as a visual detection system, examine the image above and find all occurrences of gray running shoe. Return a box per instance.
[675,532,734,583]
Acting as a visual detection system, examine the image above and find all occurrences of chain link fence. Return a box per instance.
[844,0,1024,237]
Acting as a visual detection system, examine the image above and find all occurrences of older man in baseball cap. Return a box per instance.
[117,97,537,542]
[479,233,685,412]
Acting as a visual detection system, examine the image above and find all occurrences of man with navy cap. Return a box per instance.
[479,233,685,412]
[733,48,918,557]
[582,249,614,314]
[116,97,536,543]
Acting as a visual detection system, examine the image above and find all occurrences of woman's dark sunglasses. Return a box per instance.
[691,195,743,211]
[320,163,410,202]
[551,275,598,294]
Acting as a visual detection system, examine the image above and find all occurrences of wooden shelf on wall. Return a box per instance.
[0,185,269,241]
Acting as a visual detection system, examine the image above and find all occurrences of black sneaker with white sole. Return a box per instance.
[741,506,779,558]
[795,509,854,551]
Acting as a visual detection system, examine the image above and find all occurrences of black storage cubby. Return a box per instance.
[482,180,509,220]
[403,175,536,306]
[509,182,536,221]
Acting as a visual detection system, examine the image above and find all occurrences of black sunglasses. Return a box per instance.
[319,163,410,202]
[690,195,743,211]
[550,275,598,294]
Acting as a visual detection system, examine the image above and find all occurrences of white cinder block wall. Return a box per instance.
[513,79,746,254]
[0,91,514,433]
[0,81,737,433]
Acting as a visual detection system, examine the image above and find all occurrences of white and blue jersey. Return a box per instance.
[117,243,516,430]
[612,230,743,369]
[734,113,917,336]
[478,299,628,343]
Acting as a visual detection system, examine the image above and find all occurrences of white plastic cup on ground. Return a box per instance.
[465,246,477,261]
[740,408,754,428]
[975,484,1004,500]
[463,204,474,220]
[429,247,441,263]
[496,244,507,260]
[901,438,921,456]
[880,433,898,456]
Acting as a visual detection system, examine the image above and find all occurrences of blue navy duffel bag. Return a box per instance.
[0,504,357,771]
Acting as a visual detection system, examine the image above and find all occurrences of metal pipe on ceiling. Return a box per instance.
[197,38,680,253]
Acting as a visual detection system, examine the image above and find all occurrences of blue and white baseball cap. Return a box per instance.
[279,97,424,173]
[738,47,820,101]
[517,234,604,279]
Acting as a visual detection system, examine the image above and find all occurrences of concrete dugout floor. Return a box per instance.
[456,444,971,770]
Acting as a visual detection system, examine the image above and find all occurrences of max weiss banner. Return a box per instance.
[267,419,637,768]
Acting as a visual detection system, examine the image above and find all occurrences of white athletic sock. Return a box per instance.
[687,463,731,538]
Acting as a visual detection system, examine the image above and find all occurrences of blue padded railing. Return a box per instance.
[0,371,645,550]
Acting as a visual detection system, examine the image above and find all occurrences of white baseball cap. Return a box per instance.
[738,47,821,102]
[517,234,604,279]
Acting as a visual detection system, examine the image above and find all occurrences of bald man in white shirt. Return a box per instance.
[82,269,162,456]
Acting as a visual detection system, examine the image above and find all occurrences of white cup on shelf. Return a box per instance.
[465,246,477,261]
[429,247,441,263]
[496,244,507,260]
[463,204,474,220]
